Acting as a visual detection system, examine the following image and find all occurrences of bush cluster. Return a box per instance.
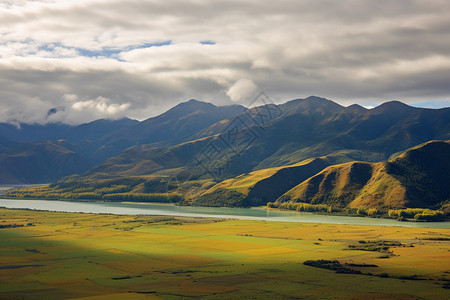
[5,184,183,203]
[102,192,182,203]
[267,202,447,222]
[388,208,446,221]
[267,202,332,213]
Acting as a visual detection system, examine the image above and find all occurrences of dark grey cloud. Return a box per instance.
[0,0,449,124]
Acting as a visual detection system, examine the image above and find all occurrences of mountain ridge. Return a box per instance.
[0,99,246,183]
[91,96,449,181]
[1,97,449,187]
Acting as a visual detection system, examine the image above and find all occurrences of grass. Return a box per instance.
[0,208,449,299]
[202,158,320,196]
[205,166,289,195]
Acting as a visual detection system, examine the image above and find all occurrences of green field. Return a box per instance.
[0,208,449,299]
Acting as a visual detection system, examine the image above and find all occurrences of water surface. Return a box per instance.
[1,199,449,228]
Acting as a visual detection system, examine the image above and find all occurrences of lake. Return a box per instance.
[1,198,449,228]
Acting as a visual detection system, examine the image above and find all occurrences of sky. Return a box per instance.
[1,0,450,125]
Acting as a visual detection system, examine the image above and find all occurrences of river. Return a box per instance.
[1,199,449,228]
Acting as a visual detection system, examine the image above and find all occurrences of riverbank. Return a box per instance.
[4,190,448,223]
[1,208,449,299]
[1,199,450,228]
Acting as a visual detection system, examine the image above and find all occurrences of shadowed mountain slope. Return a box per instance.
[91,100,246,161]
[0,140,91,184]
[85,97,450,182]
[0,100,246,183]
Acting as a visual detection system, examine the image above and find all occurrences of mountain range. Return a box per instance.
[2,96,450,213]
[0,100,245,183]
[80,96,450,181]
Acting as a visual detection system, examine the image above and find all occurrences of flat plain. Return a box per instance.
[0,208,449,299]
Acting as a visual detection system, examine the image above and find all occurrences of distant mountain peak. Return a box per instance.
[304,95,333,102]
[186,98,208,104]
[287,96,342,106]
[282,96,343,114]
[346,104,367,112]
[180,99,216,108]
[155,99,217,118]
[373,100,413,112]
[83,117,137,126]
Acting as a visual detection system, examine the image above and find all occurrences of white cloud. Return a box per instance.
[0,0,449,124]
[43,95,131,124]
[71,97,130,115]
[226,79,259,103]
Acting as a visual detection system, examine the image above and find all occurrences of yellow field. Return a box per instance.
[0,208,449,299]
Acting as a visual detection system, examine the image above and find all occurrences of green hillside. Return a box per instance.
[276,140,450,214]
[191,157,331,207]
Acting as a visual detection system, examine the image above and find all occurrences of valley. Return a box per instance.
[3,2,450,299]
[5,139,449,222]
[3,97,449,221]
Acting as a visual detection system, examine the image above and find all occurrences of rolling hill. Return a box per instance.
[190,157,331,207]
[276,140,450,211]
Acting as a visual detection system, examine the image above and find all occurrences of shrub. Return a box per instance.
[357,208,367,216]
[367,208,379,216]
[414,211,446,222]
[389,208,447,221]
[102,192,183,203]
[274,202,330,213]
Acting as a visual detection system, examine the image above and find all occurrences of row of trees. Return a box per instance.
[5,185,182,203]
[267,202,447,221]
[267,202,332,213]
[388,208,446,221]
[102,192,183,203]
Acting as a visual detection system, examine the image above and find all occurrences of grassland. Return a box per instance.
[0,208,449,299]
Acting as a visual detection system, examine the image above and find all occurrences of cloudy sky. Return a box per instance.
[1,0,450,124]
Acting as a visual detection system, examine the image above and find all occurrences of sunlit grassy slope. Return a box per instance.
[193,157,330,206]
[1,208,449,299]
[205,157,331,195]
[278,140,450,211]
[203,163,290,195]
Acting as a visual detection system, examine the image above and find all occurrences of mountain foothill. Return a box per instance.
[2,96,449,215]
